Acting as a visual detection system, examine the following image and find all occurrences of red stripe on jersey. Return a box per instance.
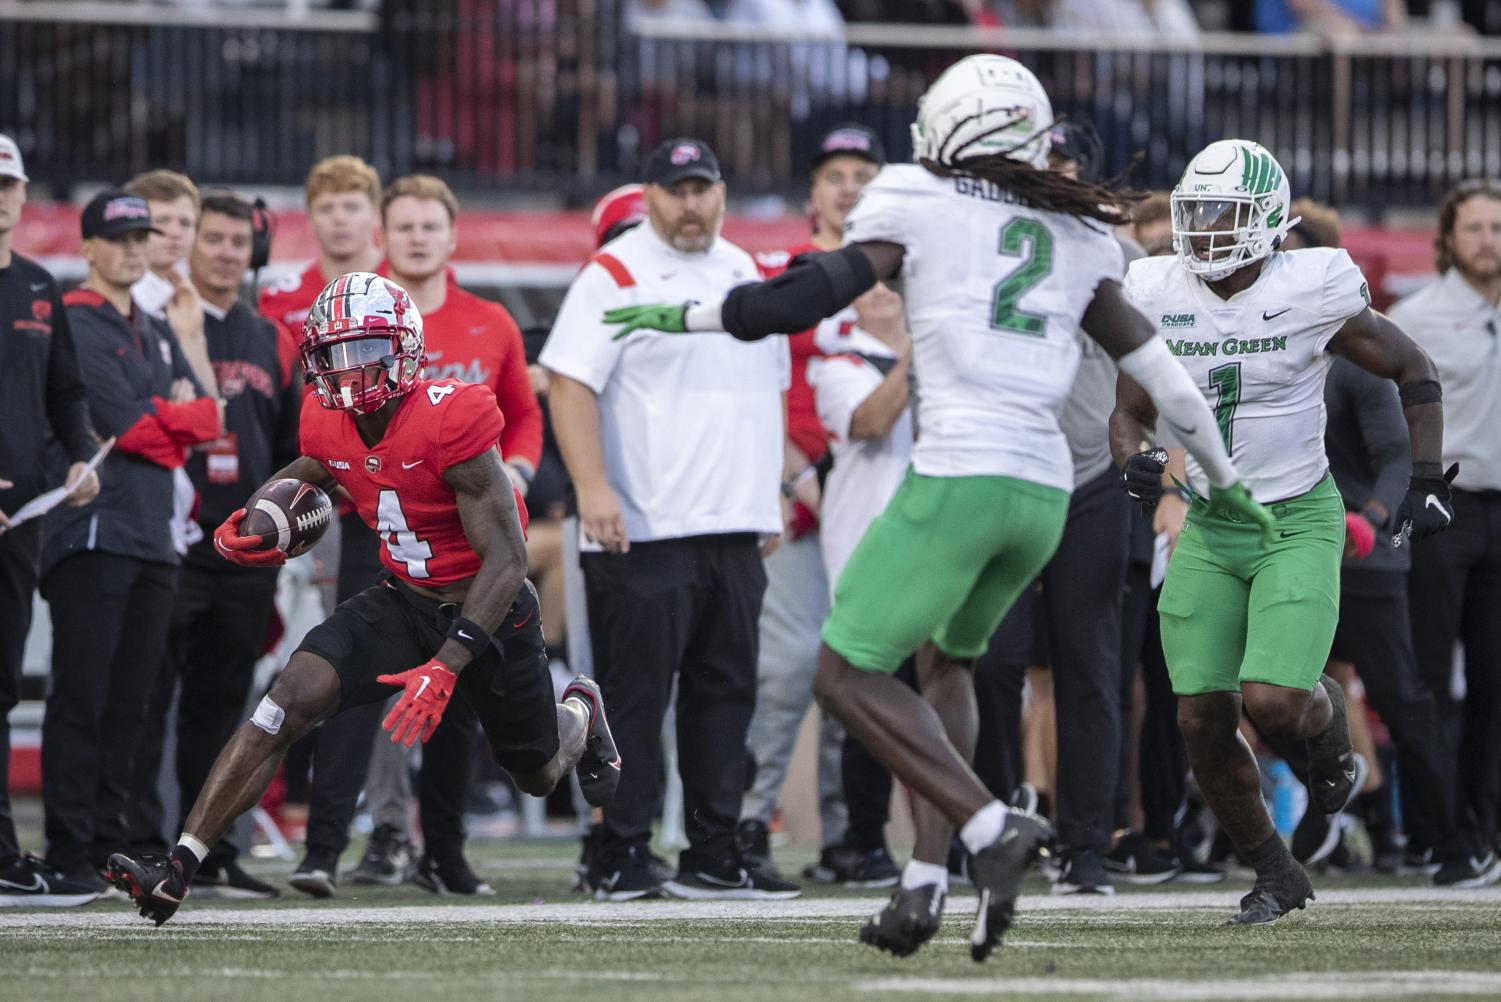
[590,252,635,289]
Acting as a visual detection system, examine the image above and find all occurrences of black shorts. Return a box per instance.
[296,576,559,775]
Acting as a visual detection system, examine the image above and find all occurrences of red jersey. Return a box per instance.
[259,261,328,335]
[299,379,530,587]
[420,286,543,469]
[756,243,828,462]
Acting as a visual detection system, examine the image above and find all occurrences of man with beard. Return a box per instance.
[1389,180,1501,868]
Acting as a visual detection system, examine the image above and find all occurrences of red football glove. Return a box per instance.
[377,659,458,747]
[212,509,287,567]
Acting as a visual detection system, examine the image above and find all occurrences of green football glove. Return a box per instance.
[604,303,690,341]
[1207,482,1276,543]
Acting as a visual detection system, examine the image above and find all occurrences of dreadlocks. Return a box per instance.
[920,153,1144,228]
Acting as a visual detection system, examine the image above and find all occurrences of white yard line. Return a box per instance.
[2,886,1498,929]
[855,972,1501,999]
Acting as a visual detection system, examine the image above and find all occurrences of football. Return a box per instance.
[239,478,334,558]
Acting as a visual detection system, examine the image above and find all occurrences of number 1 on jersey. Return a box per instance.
[377,489,434,579]
[991,218,1053,337]
[1208,362,1241,453]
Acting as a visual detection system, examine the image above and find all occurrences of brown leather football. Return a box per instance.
[239,478,333,557]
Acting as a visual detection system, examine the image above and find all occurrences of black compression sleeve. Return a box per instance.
[720,244,878,341]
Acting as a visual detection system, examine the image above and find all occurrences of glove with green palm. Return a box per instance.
[604,303,691,341]
[1207,482,1276,544]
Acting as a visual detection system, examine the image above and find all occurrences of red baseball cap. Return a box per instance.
[591,183,647,248]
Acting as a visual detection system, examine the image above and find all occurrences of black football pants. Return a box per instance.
[0,522,41,864]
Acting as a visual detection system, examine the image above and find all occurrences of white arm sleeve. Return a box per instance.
[1117,337,1239,490]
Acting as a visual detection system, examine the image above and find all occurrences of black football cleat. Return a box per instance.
[106,852,188,926]
[859,883,946,957]
[1307,675,1360,815]
[563,676,621,807]
[1227,864,1314,926]
[968,808,1053,963]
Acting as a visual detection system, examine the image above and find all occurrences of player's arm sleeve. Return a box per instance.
[43,290,100,463]
[539,262,628,393]
[494,316,544,469]
[1320,249,1374,349]
[812,357,881,442]
[439,384,508,472]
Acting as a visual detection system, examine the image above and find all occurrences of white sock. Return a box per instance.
[959,800,1009,855]
[177,834,209,863]
[901,859,949,892]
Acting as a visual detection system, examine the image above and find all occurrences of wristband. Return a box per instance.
[506,460,535,485]
[1398,379,1442,409]
[446,617,492,658]
[781,465,816,499]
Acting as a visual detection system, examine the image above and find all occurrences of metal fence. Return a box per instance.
[5,3,1501,210]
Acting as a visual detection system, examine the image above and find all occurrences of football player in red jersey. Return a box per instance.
[106,273,619,925]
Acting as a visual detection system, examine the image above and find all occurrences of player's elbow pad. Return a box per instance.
[721,245,877,341]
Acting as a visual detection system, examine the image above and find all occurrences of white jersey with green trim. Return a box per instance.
[842,164,1124,491]
[1123,247,1372,503]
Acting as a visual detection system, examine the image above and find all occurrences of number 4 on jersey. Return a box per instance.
[377,489,434,578]
[427,384,456,406]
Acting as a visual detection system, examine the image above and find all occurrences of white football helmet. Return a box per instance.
[911,55,1053,169]
[1171,139,1299,282]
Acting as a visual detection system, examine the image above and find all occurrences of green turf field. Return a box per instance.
[4,839,1500,1002]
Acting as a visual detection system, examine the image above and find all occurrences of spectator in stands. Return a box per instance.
[738,125,888,889]
[129,193,300,900]
[39,189,222,890]
[127,170,201,320]
[1390,179,1501,869]
[290,174,544,898]
[0,134,101,907]
[1130,193,1174,257]
[544,138,795,900]
[1048,0,1200,33]
[1289,199,1498,886]
[264,154,383,868]
[1255,0,1407,34]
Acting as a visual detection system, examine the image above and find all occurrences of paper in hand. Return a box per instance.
[0,437,115,533]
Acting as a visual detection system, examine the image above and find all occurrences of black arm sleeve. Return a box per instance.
[720,244,877,342]
[44,289,100,462]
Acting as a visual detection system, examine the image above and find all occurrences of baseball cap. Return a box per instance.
[0,134,27,182]
[1046,120,1103,182]
[81,188,162,240]
[591,183,647,248]
[643,138,722,188]
[811,124,885,171]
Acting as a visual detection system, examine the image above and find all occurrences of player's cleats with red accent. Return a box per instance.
[859,883,946,957]
[1227,864,1314,925]
[967,808,1052,963]
[106,852,188,926]
[562,676,621,807]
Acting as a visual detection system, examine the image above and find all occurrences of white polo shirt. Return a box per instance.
[808,316,913,595]
[540,222,789,544]
[1389,268,1501,492]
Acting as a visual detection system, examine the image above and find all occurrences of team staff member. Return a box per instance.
[128,194,300,899]
[39,189,221,887]
[0,134,101,906]
[259,155,384,333]
[738,125,886,887]
[544,138,795,901]
[126,170,201,320]
[1390,179,1501,859]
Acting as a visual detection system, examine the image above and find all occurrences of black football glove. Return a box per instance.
[1121,447,1169,510]
[1393,463,1459,549]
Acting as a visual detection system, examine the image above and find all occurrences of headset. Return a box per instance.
[250,196,276,274]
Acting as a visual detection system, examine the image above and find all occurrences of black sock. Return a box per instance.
[1245,832,1295,880]
[170,845,203,884]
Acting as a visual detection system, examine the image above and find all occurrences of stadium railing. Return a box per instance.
[4,3,1499,208]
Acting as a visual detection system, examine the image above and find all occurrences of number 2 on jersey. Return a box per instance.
[1208,362,1241,452]
[377,489,434,579]
[990,218,1053,337]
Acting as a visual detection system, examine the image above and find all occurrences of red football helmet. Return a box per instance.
[302,272,424,414]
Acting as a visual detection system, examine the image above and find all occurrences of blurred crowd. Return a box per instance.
[2,111,1500,907]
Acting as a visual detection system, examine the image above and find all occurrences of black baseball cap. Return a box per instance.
[811,124,885,171]
[81,188,161,240]
[643,138,722,187]
[1046,121,1103,182]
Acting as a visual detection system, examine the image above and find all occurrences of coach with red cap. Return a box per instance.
[37,188,222,889]
[543,138,795,901]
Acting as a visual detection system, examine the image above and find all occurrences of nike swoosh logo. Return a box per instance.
[414,676,431,700]
[457,630,474,640]
[1279,530,1308,539]
[150,878,183,904]
[0,874,44,892]
[512,610,535,630]
[1262,308,1291,321]
[660,272,676,281]
[402,460,424,469]
[30,282,48,292]
[693,870,750,888]
[1425,495,1451,521]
